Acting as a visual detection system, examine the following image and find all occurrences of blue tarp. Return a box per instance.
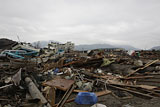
[75,92,98,105]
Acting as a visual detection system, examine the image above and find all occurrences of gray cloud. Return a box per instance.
[0,0,160,49]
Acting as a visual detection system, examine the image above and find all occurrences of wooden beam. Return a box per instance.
[57,84,76,107]
[108,84,155,99]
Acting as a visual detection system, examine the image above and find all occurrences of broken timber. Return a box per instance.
[108,84,155,99]
[57,84,76,107]
[126,59,159,77]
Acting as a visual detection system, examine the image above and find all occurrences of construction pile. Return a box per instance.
[1,39,160,107]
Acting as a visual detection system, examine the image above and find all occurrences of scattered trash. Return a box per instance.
[134,60,143,66]
[94,69,103,74]
[53,68,59,74]
[12,68,22,86]
[91,103,107,107]
[1,38,160,107]
[81,82,93,91]
[4,77,12,84]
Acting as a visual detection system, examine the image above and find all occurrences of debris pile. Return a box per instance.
[1,39,160,107]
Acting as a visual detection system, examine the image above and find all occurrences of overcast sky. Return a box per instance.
[0,0,160,49]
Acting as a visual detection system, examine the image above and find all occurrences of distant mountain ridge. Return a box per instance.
[32,40,139,50]
[75,44,139,50]
[151,46,160,50]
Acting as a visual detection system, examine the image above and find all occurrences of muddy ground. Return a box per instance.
[65,94,160,107]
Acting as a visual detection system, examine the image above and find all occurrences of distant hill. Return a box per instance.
[151,46,160,50]
[32,40,138,50]
[75,44,139,50]
[115,45,139,50]
[75,44,115,50]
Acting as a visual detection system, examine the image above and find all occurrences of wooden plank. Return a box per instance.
[95,90,112,96]
[108,84,155,98]
[57,84,76,107]
[137,85,157,90]
[0,84,13,90]
[121,76,154,80]
[43,78,75,91]
[73,90,88,93]
[47,87,56,106]
[43,86,56,106]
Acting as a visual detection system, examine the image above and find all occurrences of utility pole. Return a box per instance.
[17,35,20,43]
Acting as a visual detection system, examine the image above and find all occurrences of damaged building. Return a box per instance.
[48,42,75,53]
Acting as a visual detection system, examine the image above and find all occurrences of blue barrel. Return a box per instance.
[75,92,98,105]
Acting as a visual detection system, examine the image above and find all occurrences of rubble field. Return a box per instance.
[1,39,160,107]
